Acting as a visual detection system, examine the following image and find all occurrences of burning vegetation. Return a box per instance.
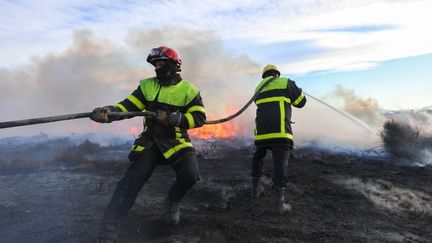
[188,121,239,139]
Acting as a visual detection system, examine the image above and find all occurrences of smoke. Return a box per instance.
[0,27,260,138]
[328,86,386,129]
[292,86,384,149]
[3,30,146,112]
[386,110,432,135]
[125,26,261,120]
[0,27,389,150]
[3,26,427,155]
[333,176,432,215]
[293,100,379,149]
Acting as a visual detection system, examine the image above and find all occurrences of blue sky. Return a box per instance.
[1,0,432,139]
[291,53,432,110]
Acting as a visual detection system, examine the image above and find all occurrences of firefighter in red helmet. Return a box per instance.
[91,46,206,242]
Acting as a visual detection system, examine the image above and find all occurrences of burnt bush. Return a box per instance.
[55,149,88,165]
[77,139,101,154]
[0,154,45,173]
[380,120,432,165]
[55,139,101,166]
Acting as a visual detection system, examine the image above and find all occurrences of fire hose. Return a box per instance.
[0,111,157,129]
[205,77,277,124]
[0,78,277,130]
[0,77,373,133]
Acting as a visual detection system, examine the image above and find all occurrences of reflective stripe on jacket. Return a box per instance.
[254,76,306,147]
[115,77,206,163]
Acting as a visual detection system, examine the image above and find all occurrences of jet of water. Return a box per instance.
[304,92,375,134]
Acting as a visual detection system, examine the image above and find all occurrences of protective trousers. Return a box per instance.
[98,145,200,236]
[251,145,289,188]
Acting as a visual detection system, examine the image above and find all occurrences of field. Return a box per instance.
[0,137,431,242]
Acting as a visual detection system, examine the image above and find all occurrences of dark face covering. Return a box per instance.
[155,61,181,86]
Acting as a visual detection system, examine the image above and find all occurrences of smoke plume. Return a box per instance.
[291,86,385,149]
[329,86,386,129]
[0,27,260,138]
[333,176,432,214]
[3,27,428,154]
[125,26,261,132]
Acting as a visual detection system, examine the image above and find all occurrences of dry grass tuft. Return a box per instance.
[55,139,102,166]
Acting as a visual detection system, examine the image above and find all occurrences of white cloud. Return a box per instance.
[2,1,432,70]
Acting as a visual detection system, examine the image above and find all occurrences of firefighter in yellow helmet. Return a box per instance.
[90,46,206,242]
[251,64,306,214]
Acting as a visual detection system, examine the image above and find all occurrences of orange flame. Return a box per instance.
[129,126,139,136]
[122,106,244,139]
[188,121,238,139]
[188,106,240,139]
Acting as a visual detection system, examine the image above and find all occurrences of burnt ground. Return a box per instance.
[1,139,432,243]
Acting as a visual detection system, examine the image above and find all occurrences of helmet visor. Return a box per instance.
[147,48,168,63]
[149,48,161,57]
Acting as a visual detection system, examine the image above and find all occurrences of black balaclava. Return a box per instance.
[156,60,181,86]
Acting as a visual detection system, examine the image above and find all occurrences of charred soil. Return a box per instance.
[1,145,432,242]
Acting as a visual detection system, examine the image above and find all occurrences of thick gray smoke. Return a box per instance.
[0,27,392,150]
[332,86,386,129]
[1,30,150,137]
[2,27,428,154]
[386,110,432,135]
[125,26,260,132]
[0,27,260,138]
[292,86,383,149]
[293,99,380,149]
[314,86,432,162]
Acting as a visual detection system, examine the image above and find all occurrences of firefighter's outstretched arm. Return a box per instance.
[288,80,307,108]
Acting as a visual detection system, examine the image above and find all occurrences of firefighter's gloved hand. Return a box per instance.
[90,106,112,123]
[167,112,182,127]
[156,110,169,125]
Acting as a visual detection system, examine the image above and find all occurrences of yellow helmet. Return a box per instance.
[262,64,280,78]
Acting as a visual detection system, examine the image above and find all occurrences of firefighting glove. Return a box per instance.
[156,110,183,127]
[167,112,182,127]
[90,106,112,123]
[156,110,169,125]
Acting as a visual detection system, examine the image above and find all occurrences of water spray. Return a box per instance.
[303,92,375,134]
[206,80,375,134]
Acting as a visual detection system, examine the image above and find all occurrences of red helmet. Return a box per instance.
[147,46,182,71]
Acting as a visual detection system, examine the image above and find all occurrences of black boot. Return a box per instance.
[273,186,291,214]
[96,222,118,243]
[251,177,264,199]
[163,199,181,225]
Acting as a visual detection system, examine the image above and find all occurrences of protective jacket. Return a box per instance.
[115,76,206,163]
[254,76,306,148]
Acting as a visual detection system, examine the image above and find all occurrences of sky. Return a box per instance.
[0,0,431,145]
